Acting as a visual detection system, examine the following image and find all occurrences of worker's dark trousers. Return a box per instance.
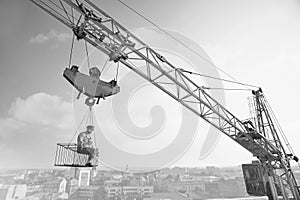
[77,147,95,163]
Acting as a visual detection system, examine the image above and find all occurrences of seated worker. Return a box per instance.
[77,125,98,167]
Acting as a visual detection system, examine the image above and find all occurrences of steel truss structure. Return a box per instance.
[29,0,300,198]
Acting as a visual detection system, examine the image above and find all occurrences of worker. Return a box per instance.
[77,125,97,167]
[109,79,117,87]
[89,67,101,79]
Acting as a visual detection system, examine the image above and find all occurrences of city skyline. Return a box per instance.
[0,165,258,199]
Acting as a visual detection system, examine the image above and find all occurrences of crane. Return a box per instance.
[28,0,300,199]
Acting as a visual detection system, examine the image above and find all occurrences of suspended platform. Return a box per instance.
[54,143,97,167]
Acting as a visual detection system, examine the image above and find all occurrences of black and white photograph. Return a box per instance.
[1,0,300,199]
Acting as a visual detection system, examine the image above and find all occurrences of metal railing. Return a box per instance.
[54,143,89,167]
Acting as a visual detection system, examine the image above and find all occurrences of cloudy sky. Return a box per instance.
[1,0,300,170]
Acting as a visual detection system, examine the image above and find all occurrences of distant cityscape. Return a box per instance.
[1,165,300,200]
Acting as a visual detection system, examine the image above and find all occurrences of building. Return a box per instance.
[105,186,122,198]
[144,192,188,200]
[236,177,248,196]
[218,178,244,198]
[160,167,186,176]
[206,166,219,175]
[105,185,153,198]
[104,179,122,187]
[162,179,205,193]
[123,186,153,196]
[43,178,67,193]
[78,168,91,187]
[66,178,78,195]
[70,186,100,200]
[0,184,27,200]
[191,175,220,182]
[205,178,247,198]
[205,182,220,198]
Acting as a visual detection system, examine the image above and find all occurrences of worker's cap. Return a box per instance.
[87,125,94,130]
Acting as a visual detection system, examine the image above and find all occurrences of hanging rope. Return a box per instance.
[68,108,90,145]
[67,106,98,146]
[68,33,75,68]
[100,57,109,75]
[85,106,97,147]
[116,62,120,81]
[85,40,91,70]
[91,107,97,147]
[88,106,93,125]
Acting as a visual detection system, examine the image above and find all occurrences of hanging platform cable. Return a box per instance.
[85,106,99,164]
[67,0,75,69]
[67,108,90,145]
[68,33,75,68]
[54,108,91,167]
[115,61,120,81]
[99,57,119,81]
[100,57,109,77]
[116,0,251,89]
[39,0,78,70]
[85,40,91,70]
[66,9,87,69]
[81,106,98,150]
[88,106,97,148]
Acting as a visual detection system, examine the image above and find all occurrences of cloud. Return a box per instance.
[8,92,74,129]
[29,30,72,44]
[0,93,76,168]
[0,115,61,168]
[0,117,27,139]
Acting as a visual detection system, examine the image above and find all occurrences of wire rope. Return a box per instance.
[264,95,300,167]
[91,107,97,147]
[58,0,72,23]
[37,0,72,23]
[85,40,91,70]
[68,108,90,145]
[100,57,109,75]
[179,69,259,89]
[116,0,249,89]
[203,87,252,91]
[116,62,120,81]
[68,33,75,68]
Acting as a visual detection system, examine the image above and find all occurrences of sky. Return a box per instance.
[1,0,300,170]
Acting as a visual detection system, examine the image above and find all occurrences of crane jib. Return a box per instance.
[28,0,300,199]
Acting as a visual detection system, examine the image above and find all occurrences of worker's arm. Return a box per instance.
[77,133,84,148]
[86,135,94,148]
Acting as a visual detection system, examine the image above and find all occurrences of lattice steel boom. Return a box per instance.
[29,0,300,199]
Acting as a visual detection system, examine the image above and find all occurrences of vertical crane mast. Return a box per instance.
[29,0,299,199]
[251,89,300,199]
